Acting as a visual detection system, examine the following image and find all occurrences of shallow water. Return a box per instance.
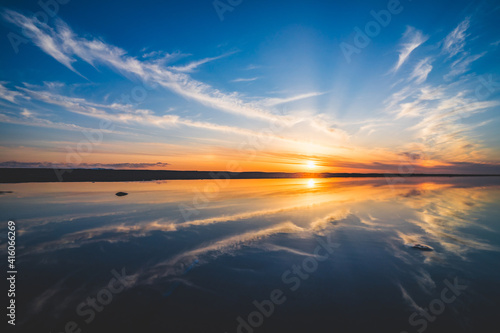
[1,177,499,333]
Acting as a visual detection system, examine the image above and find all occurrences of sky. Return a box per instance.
[0,0,499,173]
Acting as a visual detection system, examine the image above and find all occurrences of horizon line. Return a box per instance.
[1,168,500,184]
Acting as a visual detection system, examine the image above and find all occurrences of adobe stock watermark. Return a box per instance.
[474,74,499,100]
[340,0,411,64]
[213,0,243,21]
[401,277,467,333]
[7,0,71,54]
[52,267,134,333]
[454,74,500,124]
[226,233,340,333]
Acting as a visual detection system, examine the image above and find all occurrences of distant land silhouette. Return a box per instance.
[1,168,499,183]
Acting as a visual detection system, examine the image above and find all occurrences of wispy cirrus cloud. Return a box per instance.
[440,18,486,81]
[168,51,237,73]
[409,57,433,84]
[231,77,259,83]
[14,85,319,146]
[141,49,186,61]
[1,10,279,122]
[244,64,262,70]
[385,65,499,159]
[388,82,499,161]
[261,91,326,106]
[0,88,120,133]
[442,17,470,57]
[0,111,105,133]
[443,52,486,81]
[2,10,80,75]
[392,27,429,72]
[382,14,500,165]
[0,82,26,103]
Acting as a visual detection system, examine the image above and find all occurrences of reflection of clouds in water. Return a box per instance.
[16,181,500,265]
[310,209,350,234]
[358,214,383,228]
[396,186,499,259]
[17,211,131,235]
[145,222,307,283]
[7,179,499,319]
[389,185,498,316]
[141,212,351,285]
[255,244,320,258]
[414,268,436,294]
[179,201,332,227]
[398,283,427,313]
[19,198,345,255]
[164,209,351,266]
[19,219,178,256]
[29,277,69,316]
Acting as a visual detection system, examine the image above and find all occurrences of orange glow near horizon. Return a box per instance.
[1,143,486,174]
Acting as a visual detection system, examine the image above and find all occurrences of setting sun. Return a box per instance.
[307,161,316,169]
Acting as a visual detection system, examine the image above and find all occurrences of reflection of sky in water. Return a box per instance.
[1,178,499,333]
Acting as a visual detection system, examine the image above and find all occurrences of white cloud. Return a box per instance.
[443,52,486,81]
[0,81,26,103]
[2,10,351,142]
[244,64,262,70]
[0,109,111,133]
[409,58,433,84]
[231,77,259,83]
[442,18,470,57]
[3,10,80,74]
[2,11,278,121]
[392,27,428,72]
[14,86,307,145]
[261,92,326,106]
[169,52,236,73]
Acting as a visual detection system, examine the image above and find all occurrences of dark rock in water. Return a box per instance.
[412,244,433,251]
[115,192,128,196]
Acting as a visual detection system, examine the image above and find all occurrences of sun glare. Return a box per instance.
[307,161,316,169]
[307,179,315,188]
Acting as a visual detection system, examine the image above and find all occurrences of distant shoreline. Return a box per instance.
[1,168,499,183]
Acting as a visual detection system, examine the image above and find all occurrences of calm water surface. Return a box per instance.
[1,177,499,333]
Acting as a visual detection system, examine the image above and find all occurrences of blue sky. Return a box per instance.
[0,0,499,172]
